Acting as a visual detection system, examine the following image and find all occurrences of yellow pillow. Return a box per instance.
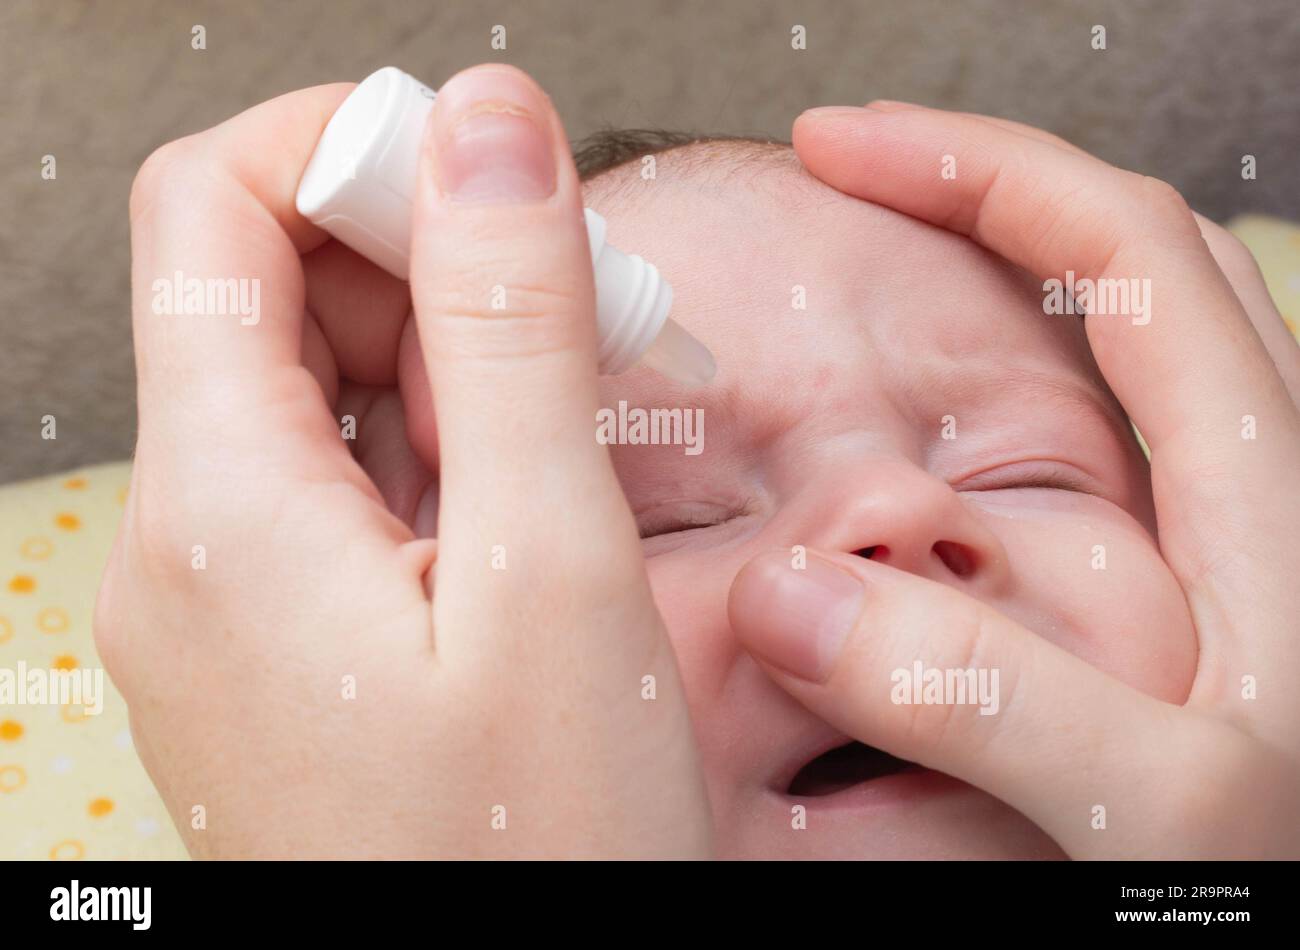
[0,463,186,860]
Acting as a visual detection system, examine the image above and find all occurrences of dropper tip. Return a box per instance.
[674,345,718,387]
[640,316,717,387]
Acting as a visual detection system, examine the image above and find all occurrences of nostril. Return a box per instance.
[854,545,886,560]
[933,540,976,577]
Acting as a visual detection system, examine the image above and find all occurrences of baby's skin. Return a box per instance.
[589,145,1194,857]
[398,131,1297,858]
[100,65,1300,859]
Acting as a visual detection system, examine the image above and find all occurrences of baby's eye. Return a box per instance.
[956,462,1095,495]
[635,502,740,539]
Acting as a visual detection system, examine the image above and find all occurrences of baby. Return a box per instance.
[105,66,1299,861]
[568,131,1195,858]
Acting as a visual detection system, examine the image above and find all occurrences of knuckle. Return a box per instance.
[895,596,996,755]
[896,678,961,754]
[1013,169,1118,276]
[424,280,587,323]
[129,137,200,223]
[91,535,159,696]
[91,564,127,676]
[120,465,222,588]
[125,508,198,590]
[419,274,595,364]
[415,225,593,325]
[1203,226,1261,285]
[1136,174,1196,230]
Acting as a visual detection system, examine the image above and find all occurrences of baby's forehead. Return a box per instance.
[582,140,846,249]
[585,140,1112,424]
[583,139,1032,316]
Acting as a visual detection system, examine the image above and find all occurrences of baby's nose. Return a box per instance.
[795,459,1010,591]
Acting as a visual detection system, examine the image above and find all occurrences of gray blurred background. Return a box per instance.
[3,0,1297,483]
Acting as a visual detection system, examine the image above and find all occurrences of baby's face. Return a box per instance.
[585,147,1197,859]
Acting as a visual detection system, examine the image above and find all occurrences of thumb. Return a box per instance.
[410,64,660,665]
[727,548,1195,857]
[411,64,605,491]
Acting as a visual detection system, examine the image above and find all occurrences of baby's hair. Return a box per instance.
[572,128,792,181]
[571,129,826,217]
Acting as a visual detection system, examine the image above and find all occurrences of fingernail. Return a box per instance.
[729,552,864,682]
[433,67,556,203]
[865,99,923,112]
[801,105,874,118]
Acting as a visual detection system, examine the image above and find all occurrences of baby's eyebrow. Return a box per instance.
[996,370,1124,424]
[621,363,1129,451]
[672,380,781,435]
[906,364,1131,434]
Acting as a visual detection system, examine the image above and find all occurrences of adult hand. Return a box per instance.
[728,102,1300,858]
[95,64,711,858]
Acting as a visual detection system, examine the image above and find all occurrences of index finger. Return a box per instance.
[864,101,1300,403]
[792,106,1300,673]
[129,84,351,448]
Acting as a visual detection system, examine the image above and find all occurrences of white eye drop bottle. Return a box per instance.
[295,66,716,386]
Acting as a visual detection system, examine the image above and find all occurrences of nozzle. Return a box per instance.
[639,316,717,387]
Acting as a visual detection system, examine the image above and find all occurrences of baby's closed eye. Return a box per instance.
[635,499,749,539]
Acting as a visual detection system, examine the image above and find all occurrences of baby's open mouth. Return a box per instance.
[787,741,916,797]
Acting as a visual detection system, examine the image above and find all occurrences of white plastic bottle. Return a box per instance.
[295,66,715,386]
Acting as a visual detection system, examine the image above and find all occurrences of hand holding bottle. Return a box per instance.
[95,64,713,858]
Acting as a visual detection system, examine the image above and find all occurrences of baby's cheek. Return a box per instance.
[976,500,1197,705]
[643,553,736,705]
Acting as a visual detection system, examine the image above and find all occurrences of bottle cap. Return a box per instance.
[296,67,715,384]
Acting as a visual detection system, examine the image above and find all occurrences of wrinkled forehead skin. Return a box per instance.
[582,142,1131,459]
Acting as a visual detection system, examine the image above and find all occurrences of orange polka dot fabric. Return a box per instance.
[0,462,186,860]
[1228,214,1300,338]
